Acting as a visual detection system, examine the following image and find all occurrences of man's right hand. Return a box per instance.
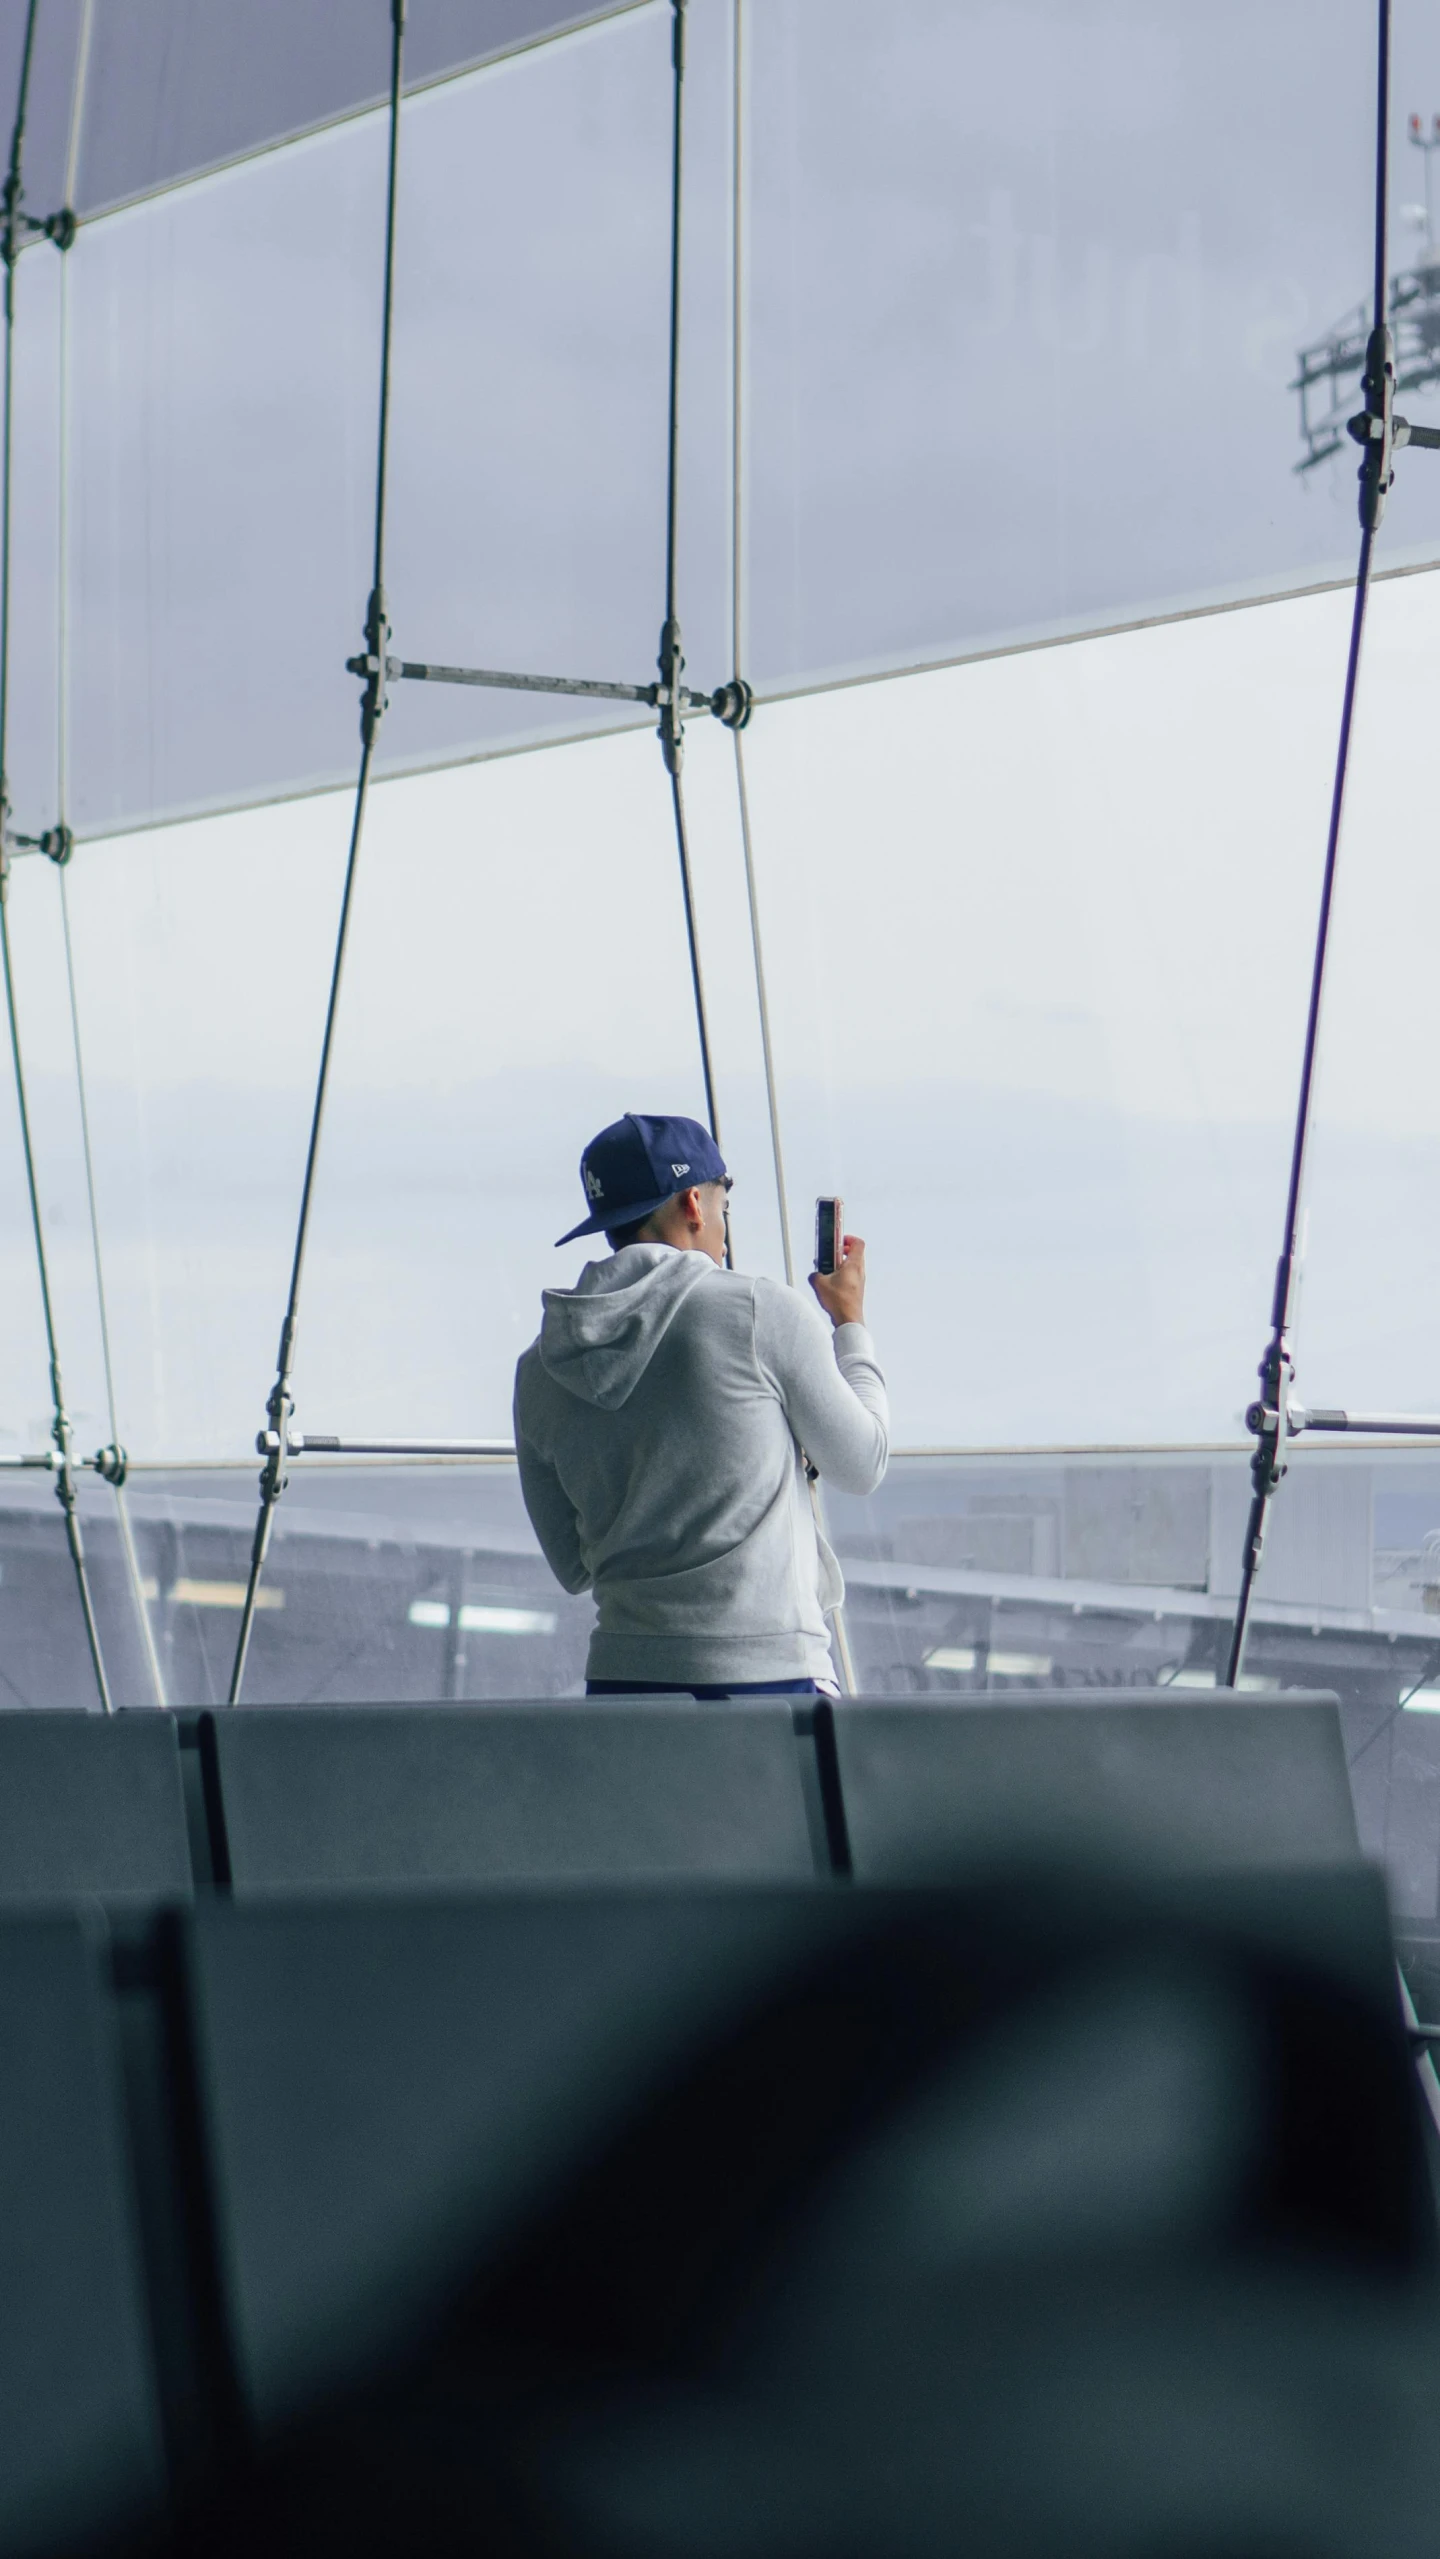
[810,1235,866,1329]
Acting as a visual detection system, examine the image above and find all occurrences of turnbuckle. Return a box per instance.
[1345,324,1440,528]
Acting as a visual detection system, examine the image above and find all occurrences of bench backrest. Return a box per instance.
[201,1701,819,1892]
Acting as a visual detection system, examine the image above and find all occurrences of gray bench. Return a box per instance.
[181,1862,1418,2434]
[827,1691,1358,1878]
[0,1711,192,1907]
[0,1916,166,2554]
[199,1701,820,1893]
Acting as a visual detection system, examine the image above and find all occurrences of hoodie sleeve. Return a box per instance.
[514,1361,591,1595]
[752,1279,889,1496]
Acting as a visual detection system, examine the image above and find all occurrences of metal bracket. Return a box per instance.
[4,204,74,263]
[355,589,390,744]
[7,822,74,863]
[710,676,753,731]
[1343,325,1440,526]
[1349,325,1398,528]
[0,1440,128,1481]
[22,206,75,251]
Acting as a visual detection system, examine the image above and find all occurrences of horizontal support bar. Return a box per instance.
[1290,1407,1440,1437]
[0,1444,128,1482]
[345,653,753,730]
[1410,2025,1440,2045]
[387,656,670,707]
[288,1435,516,1458]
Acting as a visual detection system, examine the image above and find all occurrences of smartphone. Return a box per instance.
[814,1196,844,1276]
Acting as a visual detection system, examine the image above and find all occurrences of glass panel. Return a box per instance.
[61,0,1440,833]
[0,1468,160,1710]
[0,919,61,1471]
[0,851,111,1451]
[291,733,724,1448]
[75,0,639,215]
[6,239,61,844]
[824,1447,1440,1922]
[737,583,1429,1448]
[59,727,723,1461]
[117,1464,592,1706]
[62,0,731,836]
[743,0,1440,691]
[0,0,83,219]
[1285,568,1440,1425]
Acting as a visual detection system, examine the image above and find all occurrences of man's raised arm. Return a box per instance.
[755,1237,889,1497]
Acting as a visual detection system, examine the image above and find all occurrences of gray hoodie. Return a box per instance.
[513,1243,889,1687]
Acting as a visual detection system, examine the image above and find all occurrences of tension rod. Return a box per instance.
[270,1431,514,1459]
[0,1443,128,1479]
[1285,1406,1440,1438]
[346,649,754,731]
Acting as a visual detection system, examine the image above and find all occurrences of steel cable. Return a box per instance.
[48,0,166,1704]
[0,0,110,1710]
[228,0,407,1704]
[1226,0,1393,1685]
[725,0,855,1697]
[728,0,792,1287]
[658,0,722,1156]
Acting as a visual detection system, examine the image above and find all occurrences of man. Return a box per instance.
[514,1112,888,1698]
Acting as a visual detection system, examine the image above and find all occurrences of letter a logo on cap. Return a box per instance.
[584,1166,605,1200]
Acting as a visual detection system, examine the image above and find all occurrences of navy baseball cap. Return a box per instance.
[556,1112,728,1246]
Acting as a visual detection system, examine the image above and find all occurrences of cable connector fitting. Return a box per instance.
[92,1442,127,1486]
[656,616,686,775]
[354,588,391,744]
[6,821,73,862]
[1347,324,1397,530]
[709,677,753,731]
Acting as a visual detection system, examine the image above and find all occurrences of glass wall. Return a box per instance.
[23,727,717,1461]
[53,1,732,833]
[743,0,1440,689]
[4,0,1440,1810]
[7,556,1439,1462]
[9,0,1436,837]
[737,570,1440,1445]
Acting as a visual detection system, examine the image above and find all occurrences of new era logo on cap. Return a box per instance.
[555,1113,727,1247]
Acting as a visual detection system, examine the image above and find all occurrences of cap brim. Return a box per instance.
[554,1188,680,1248]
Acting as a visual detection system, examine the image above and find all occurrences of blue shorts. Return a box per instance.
[585,1677,825,1700]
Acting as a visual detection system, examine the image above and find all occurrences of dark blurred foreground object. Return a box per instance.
[126,1865,1440,2559]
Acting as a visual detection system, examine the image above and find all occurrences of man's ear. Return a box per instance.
[683,1186,705,1228]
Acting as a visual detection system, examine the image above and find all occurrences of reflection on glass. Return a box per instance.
[744,0,1440,690]
[60,3,735,836]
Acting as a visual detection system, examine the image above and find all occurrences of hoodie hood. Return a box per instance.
[537,1243,716,1410]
